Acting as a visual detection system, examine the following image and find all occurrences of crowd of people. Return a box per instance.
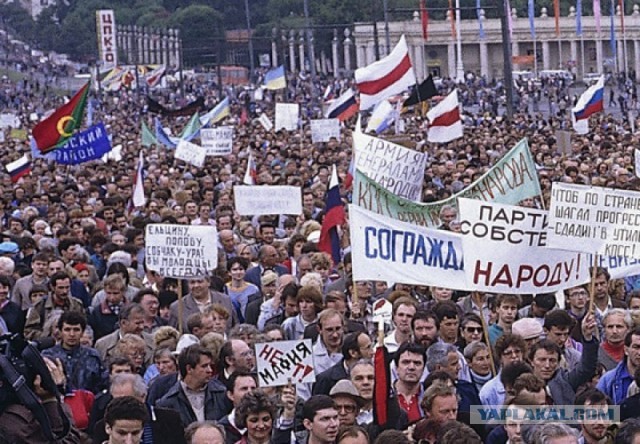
[6,30,640,443]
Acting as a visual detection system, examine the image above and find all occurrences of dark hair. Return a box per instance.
[460,313,483,329]
[226,371,257,393]
[575,388,612,407]
[302,395,336,421]
[287,234,307,257]
[500,361,533,390]
[531,293,557,311]
[527,339,562,362]
[412,310,439,330]
[543,309,576,330]
[393,342,426,367]
[496,293,522,308]
[0,275,11,289]
[58,237,80,253]
[625,327,640,347]
[373,430,410,444]
[590,266,610,282]
[227,256,250,272]
[108,356,134,373]
[178,344,213,378]
[132,288,158,304]
[105,262,130,286]
[158,290,178,308]
[494,334,526,362]
[341,332,365,361]
[104,396,148,427]
[57,311,87,331]
[440,423,482,444]
[218,341,234,373]
[432,300,459,322]
[616,418,640,444]
[49,271,71,289]
[235,390,277,429]
[424,370,455,389]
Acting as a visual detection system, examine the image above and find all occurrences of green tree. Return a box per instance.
[168,4,224,66]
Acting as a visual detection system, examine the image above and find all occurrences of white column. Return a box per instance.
[289,32,296,73]
[366,42,375,65]
[616,40,624,72]
[356,45,365,69]
[596,38,603,73]
[635,40,640,82]
[480,41,489,79]
[448,43,456,79]
[570,40,578,68]
[413,44,424,80]
[542,41,550,70]
[332,31,339,77]
[271,41,278,67]
[298,33,305,72]
[512,41,519,57]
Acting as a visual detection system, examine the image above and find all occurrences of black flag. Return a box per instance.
[403,75,438,107]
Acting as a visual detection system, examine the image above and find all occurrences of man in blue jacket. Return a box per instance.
[597,327,640,405]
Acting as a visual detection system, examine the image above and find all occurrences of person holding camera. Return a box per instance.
[0,355,81,443]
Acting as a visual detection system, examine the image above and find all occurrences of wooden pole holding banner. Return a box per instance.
[177,279,184,335]
[589,254,599,315]
[474,291,496,376]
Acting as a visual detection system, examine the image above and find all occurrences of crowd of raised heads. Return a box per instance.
[5,40,640,442]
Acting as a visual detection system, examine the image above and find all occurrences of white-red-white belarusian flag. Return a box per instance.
[355,35,416,111]
[426,90,463,143]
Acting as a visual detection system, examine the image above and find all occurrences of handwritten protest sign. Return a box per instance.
[353,130,428,201]
[255,340,315,387]
[275,103,299,131]
[458,199,590,293]
[353,138,541,227]
[598,255,640,279]
[548,183,640,259]
[0,113,20,129]
[234,186,302,216]
[258,113,273,131]
[145,224,218,278]
[175,140,206,167]
[200,127,233,156]
[310,119,340,143]
[556,130,572,155]
[349,204,470,289]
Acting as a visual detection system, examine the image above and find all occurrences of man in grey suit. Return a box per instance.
[169,275,237,333]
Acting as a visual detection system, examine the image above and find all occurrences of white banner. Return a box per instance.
[234,186,302,216]
[175,140,206,167]
[258,113,273,131]
[0,113,20,129]
[353,130,428,201]
[349,205,470,289]
[548,183,640,258]
[200,127,233,156]
[145,224,218,278]
[458,199,590,293]
[310,119,340,143]
[275,103,299,131]
[96,10,117,69]
[598,255,640,279]
[255,340,315,387]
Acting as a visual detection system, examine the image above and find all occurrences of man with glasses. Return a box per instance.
[313,331,373,396]
[479,334,526,406]
[329,380,365,427]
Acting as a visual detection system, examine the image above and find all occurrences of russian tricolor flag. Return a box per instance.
[6,154,31,183]
[573,75,605,121]
[319,165,345,265]
[326,89,359,122]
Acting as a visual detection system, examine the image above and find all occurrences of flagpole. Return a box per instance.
[580,35,585,81]
[455,0,464,82]
[533,35,538,77]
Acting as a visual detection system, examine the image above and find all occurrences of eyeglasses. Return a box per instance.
[335,404,357,413]
[465,327,483,333]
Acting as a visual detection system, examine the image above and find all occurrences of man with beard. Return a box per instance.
[576,389,613,444]
[412,310,438,348]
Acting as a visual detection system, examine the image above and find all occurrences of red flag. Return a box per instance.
[448,0,456,38]
[318,165,345,265]
[373,344,391,427]
[32,82,89,153]
[553,0,561,36]
[420,0,429,40]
